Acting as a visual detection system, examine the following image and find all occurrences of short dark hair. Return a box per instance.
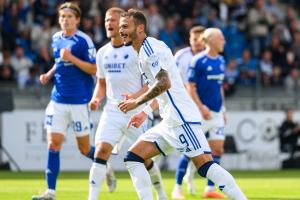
[190,26,205,35]
[58,2,81,18]
[121,9,147,28]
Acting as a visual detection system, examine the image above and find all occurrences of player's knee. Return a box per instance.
[124,151,145,163]
[198,161,214,178]
[48,141,62,151]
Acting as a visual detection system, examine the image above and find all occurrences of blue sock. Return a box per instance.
[207,155,221,187]
[86,146,95,160]
[46,150,60,190]
[175,155,190,185]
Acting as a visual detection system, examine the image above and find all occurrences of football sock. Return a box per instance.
[199,162,247,200]
[147,160,166,198]
[46,150,60,191]
[206,155,221,190]
[88,159,107,200]
[175,154,190,185]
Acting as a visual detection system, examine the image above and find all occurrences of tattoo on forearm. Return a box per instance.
[137,69,171,105]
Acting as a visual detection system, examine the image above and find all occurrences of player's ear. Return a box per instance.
[137,24,144,34]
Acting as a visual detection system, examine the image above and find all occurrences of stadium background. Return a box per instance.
[1,0,300,199]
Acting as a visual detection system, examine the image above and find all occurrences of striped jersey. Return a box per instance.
[138,37,202,127]
[51,30,96,104]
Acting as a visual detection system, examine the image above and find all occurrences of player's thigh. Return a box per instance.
[70,104,91,137]
[95,111,127,147]
[136,122,175,158]
[45,101,70,135]
[128,140,161,161]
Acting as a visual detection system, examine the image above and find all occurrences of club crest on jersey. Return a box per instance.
[207,65,213,71]
[151,60,159,68]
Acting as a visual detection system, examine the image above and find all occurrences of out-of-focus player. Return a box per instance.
[186,27,227,198]
[118,9,247,200]
[32,2,96,200]
[87,7,167,200]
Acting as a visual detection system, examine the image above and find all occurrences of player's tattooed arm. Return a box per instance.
[136,68,171,105]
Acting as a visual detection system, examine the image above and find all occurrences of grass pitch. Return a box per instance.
[0,170,300,200]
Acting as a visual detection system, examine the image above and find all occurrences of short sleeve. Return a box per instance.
[187,57,199,83]
[82,37,96,64]
[96,48,105,78]
[145,54,164,78]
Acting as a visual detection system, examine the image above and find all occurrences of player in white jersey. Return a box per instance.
[172,26,206,199]
[118,9,247,200]
[87,7,167,200]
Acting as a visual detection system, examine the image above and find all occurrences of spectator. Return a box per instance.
[159,16,183,52]
[278,108,300,158]
[285,68,300,95]
[10,46,33,89]
[237,49,257,85]
[146,4,165,38]
[0,51,14,82]
[224,59,239,96]
[260,49,273,86]
[247,0,275,57]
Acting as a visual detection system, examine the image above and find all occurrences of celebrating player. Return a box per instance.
[87,7,167,200]
[32,2,96,200]
[118,9,247,200]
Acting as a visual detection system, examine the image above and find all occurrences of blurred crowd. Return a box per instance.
[0,0,300,95]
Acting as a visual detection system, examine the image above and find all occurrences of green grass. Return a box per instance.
[1,170,300,200]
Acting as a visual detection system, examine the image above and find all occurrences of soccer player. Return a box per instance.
[32,2,96,200]
[87,7,167,200]
[172,26,206,199]
[173,27,228,199]
[118,9,247,200]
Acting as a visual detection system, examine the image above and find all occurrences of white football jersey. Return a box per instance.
[138,37,202,127]
[174,47,194,84]
[96,43,144,112]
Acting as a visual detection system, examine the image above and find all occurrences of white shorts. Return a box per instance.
[140,121,211,158]
[202,111,225,141]
[95,110,148,148]
[45,101,91,137]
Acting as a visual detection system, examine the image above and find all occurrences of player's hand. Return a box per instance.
[127,111,147,128]
[39,73,51,85]
[200,105,212,120]
[118,99,138,113]
[89,98,100,111]
[60,48,73,61]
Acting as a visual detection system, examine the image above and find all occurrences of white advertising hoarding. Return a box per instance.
[1,110,294,171]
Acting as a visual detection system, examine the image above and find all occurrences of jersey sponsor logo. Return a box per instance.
[207,74,225,81]
[124,54,129,59]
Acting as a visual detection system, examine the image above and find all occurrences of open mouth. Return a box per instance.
[107,27,114,32]
[120,33,128,39]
